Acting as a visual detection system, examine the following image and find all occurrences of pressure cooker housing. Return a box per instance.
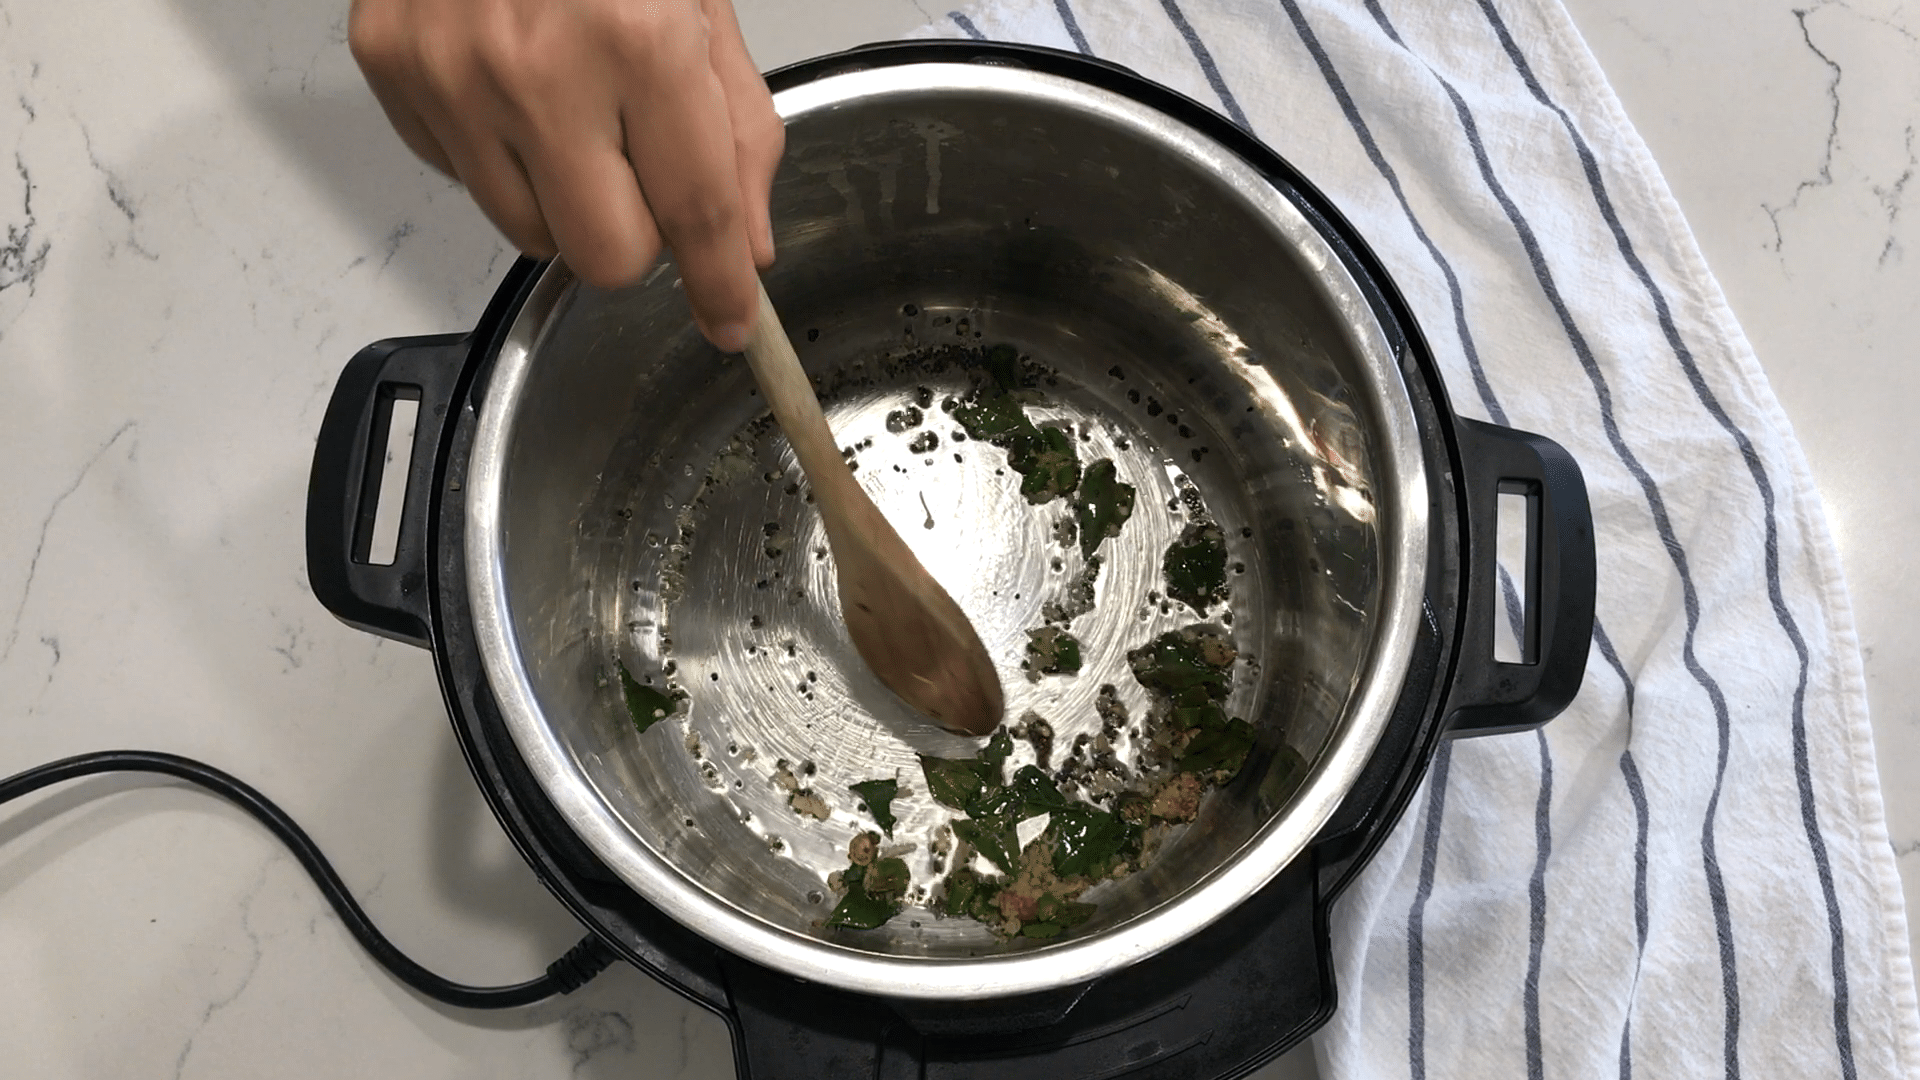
[307,41,1594,1080]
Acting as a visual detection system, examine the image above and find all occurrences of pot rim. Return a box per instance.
[465,61,1429,1000]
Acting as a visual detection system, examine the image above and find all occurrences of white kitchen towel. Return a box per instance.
[911,2,1920,1078]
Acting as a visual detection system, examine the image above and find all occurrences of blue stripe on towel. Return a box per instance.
[1407,740,1455,1080]
[1433,54,1749,1080]
[1154,0,1253,130]
[1621,746,1652,1080]
[1595,620,1650,1078]
[1052,0,1093,54]
[1290,1,1752,1074]
[1526,727,1554,1080]
[1470,5,1855,1075]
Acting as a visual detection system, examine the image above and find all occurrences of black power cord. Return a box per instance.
[0,750,618,1009]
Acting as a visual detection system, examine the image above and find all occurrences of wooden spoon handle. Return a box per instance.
[739,281,860,515]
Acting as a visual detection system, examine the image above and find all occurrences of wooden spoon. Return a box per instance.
[738,281,1005,737]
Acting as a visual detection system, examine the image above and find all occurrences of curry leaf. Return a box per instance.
[1163,523,1228,614]
[1005,765,1074,816]
[1073,459,1137,560]
[1178,718,1258,777]
[1025,627,1083,676]
[826,877,902,930]
[849,779,901,837]
[1127,631,1234,701]
[965,766,1069,828]
[952,818,1021,875]
[1049,805,1140,880]
[920,756,986,810]
[864,857,912,899]
[983,727,1014,768]
[616,661,678,734]
[1034,894,1097,928]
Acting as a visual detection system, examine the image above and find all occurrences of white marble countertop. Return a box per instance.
[0,1,1910,1077]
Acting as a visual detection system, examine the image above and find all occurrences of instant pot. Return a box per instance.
[307,41,1594,1080]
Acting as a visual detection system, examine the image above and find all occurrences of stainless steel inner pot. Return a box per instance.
[466,63,1426,1000]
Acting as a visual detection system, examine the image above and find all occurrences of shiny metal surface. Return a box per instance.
[467,63,1426,999]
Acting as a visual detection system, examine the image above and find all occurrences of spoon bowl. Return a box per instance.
[740,281,1005,737]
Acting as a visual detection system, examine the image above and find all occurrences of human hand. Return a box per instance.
[349,0,783,351]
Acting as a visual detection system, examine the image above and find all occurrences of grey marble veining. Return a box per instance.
[0,1,1910,1078]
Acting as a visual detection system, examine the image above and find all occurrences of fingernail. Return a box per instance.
[712,322,751,353]
[760,220,776,258]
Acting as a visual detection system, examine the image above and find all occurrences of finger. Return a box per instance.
[623,75,758,344]
[514,126,664,289]
[375,95,459,178]
[433,123,560,257]
[621,18,759,350]
[348,0,457,177]
[703,0,784,268]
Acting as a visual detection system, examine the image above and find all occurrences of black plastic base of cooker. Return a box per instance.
[311,40,1595,1080]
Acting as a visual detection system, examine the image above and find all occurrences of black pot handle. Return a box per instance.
[1446,419,1596,736]
[305,334,472,649]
